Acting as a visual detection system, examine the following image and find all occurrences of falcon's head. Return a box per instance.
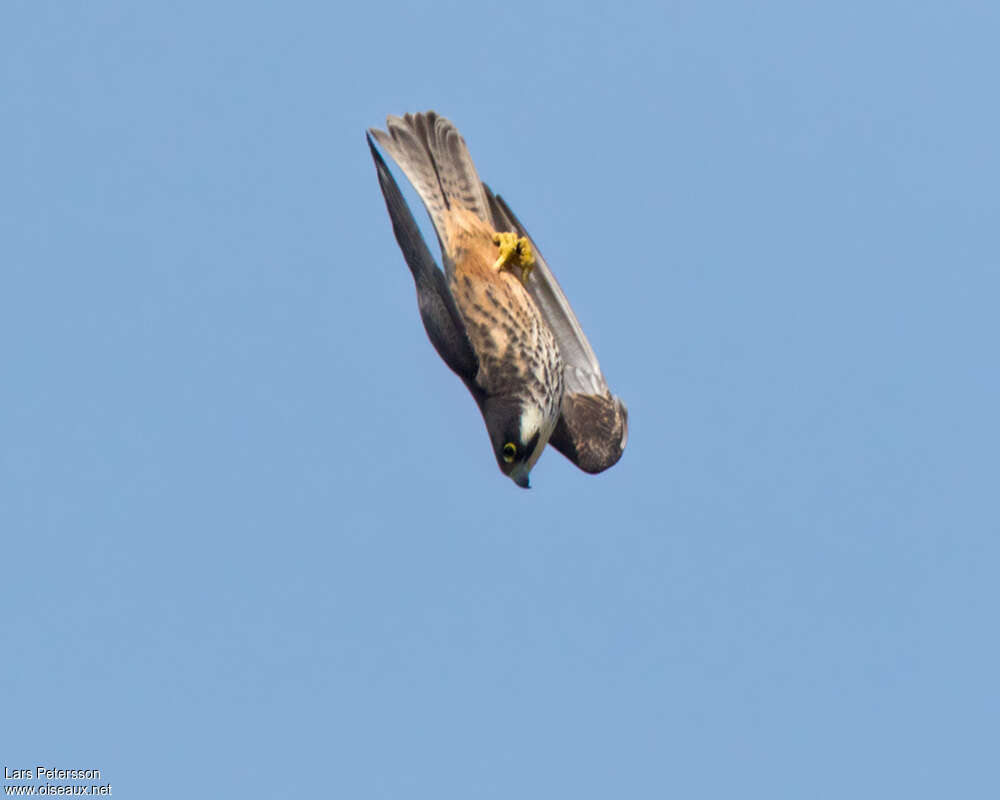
[482,395,548,489]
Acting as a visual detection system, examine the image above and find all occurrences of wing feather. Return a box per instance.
[368,134,480,395]
[370,112,490,278]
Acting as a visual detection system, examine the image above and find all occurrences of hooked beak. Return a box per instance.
[511,470,531,489]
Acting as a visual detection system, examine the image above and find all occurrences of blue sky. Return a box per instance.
[3,1,998,797]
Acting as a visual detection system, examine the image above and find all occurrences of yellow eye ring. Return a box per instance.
[502,442,517,463]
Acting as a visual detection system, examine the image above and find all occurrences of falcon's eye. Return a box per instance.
[502,442,517,463]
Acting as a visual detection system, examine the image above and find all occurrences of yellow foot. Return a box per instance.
[492,232,535,284]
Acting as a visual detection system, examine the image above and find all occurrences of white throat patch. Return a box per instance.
[519,402,558,476]
[519,405,544,448]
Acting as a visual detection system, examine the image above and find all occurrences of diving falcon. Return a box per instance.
[368,111,627,488]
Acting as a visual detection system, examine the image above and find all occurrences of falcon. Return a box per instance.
[368,111,627,488]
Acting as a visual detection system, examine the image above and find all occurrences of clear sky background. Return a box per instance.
[3,1,998,797]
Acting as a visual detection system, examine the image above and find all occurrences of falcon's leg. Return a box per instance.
[492,232,535,284]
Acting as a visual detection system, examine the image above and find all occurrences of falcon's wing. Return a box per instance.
[485,188,628,473]
[368,135,480,396]
[369,113,491,282]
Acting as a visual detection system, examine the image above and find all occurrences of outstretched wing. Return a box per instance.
[368,134,481,397]
[485,188,628,473]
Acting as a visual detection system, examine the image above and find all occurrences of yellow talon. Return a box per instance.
[517,238,534,283]
[492,232,536,284]
[492,232,518,270]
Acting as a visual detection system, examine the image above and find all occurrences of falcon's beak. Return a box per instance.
[512,472,531,489]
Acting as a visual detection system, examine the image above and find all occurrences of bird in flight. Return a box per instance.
[368,112,627,488]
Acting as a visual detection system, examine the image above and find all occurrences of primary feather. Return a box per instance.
[371,113,491,271]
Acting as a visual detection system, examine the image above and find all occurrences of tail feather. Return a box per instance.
[369,112,491,248]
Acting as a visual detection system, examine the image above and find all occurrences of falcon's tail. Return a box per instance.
[369,112,491,248]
